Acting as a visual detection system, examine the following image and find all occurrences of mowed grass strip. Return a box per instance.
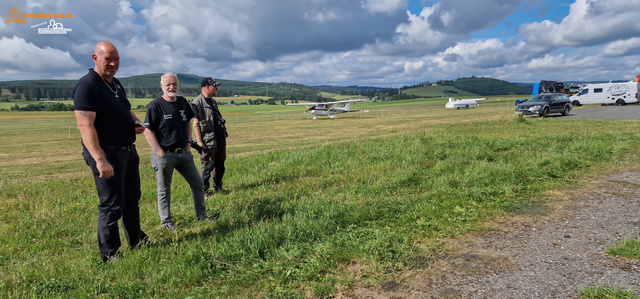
[1,102,639,298]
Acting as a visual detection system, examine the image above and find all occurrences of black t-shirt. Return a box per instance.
[192,98,226,146]
[145,96,195,150]
[73,69,136,146]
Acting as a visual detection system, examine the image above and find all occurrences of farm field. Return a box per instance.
[1,97,639,298]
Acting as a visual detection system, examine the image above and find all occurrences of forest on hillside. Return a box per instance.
[451,77,531,95]
[401,77,532,96]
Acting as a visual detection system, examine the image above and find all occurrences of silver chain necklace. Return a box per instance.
[100,76,119,98]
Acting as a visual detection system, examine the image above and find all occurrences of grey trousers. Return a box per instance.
[150,151,206,224]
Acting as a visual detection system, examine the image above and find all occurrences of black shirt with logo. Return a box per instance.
[73,69,136,147]
[145,96,195,150]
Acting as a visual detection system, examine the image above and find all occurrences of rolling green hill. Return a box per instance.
[402,77,532,97]
[401,85,480,98]
[452,77,532,95]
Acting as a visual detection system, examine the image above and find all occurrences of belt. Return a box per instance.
[163,147,184,153]
[103,145,135,151]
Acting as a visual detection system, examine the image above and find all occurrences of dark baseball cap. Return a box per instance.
[201,77,221,88]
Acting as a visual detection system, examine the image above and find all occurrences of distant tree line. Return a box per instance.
[5,102,74,111]
[6,85,73,101]
[247,93,324,105]
[401,82,432,89]
[338,88,402,101]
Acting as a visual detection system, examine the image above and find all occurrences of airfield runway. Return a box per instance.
[566,105,640,120]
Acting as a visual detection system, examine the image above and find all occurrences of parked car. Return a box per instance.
[515,93,572,117]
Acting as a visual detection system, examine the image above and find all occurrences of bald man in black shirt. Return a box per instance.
[73,41,148,262]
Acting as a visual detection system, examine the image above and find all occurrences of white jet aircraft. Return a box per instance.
[445,97,487,109]
[287,99,366,120]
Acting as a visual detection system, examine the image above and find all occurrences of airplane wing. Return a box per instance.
[286,102,322,106]
[286,99,366,106]
[322,99,366,105]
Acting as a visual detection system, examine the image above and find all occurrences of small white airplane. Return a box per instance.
[445,97,487,109]
[287,99,366,120]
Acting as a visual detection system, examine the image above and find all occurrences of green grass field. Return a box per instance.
[1,97,639,298]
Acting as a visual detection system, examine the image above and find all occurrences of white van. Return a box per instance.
[569,82,639,106]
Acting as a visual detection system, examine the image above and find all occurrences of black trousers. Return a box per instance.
[200,144,226,191]
[82,145,147,260]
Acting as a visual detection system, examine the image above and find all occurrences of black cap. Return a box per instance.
[201,77,221,88]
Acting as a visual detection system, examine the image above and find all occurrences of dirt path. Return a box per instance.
[347,171,640,298]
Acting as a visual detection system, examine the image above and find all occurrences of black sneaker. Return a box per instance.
[161,222,181,232]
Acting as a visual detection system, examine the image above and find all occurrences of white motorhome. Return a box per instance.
[569,81,639,106]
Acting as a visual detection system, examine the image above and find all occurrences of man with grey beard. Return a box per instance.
[143,73,215,232]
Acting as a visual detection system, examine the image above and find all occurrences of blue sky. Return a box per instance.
[1,0,640,87]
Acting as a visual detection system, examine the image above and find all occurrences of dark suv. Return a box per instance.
[515,93,572,117]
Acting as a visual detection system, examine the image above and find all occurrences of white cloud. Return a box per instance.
[0,36,81,72]
[395,6,450,45]
[519,0,640,49]
[139,0,406,62]
[3,0,640,86]
[603,38,640,57]
[426,0,521,35]
[361,0,407,14]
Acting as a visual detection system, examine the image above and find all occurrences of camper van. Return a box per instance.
[569,82,639,106]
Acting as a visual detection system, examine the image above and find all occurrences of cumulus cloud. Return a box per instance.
[361,0,407,14]
[602,38,640,57]
[427,0,521,35]
[139,0,406,62]
[0,36,81,79]
[3,0,640,86]
[0,36,80,70]
[395,6,454,48]
[519,0,640,49]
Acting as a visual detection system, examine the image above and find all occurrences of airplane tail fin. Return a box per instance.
[344,103,351,110]
[448,98,454,103]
